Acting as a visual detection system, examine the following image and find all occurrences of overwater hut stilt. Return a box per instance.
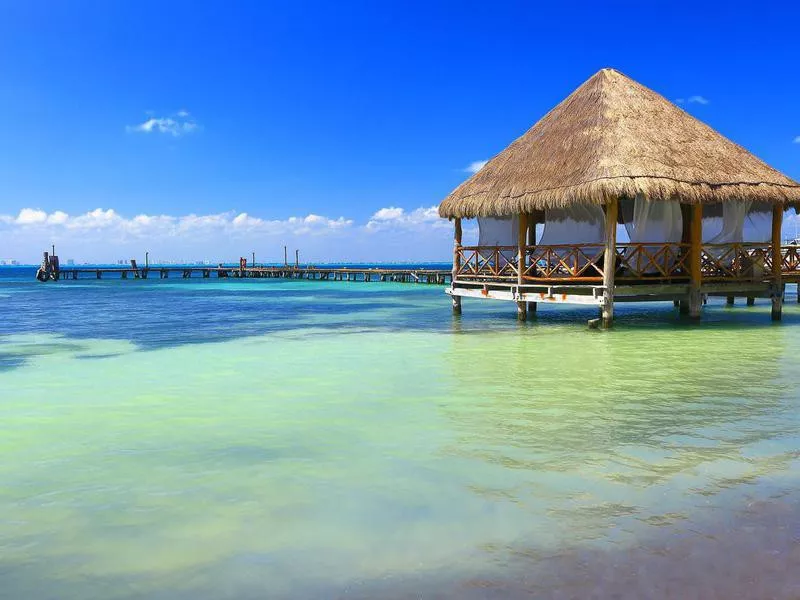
[439,68,800,326]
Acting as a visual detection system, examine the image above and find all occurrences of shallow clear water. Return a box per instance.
[1,267,799,599]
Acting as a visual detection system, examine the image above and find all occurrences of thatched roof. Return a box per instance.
[439,68,800,218]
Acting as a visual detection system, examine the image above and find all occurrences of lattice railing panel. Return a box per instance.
[523,244,605,280]
[700,243,772,280]
[780,246,800,274]
[615,243,690,280]
[456,246,519,280]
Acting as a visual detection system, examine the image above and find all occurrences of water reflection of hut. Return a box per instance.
[439,69,800,326]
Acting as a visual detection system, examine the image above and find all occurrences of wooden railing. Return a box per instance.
[700,243,772,281]
[523,244,605,281]
[779,245,800,275]
[453,242,800,284]
[615,243,690,281]
[456,246,519,280]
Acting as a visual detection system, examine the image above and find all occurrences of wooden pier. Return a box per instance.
[49,264,451,285]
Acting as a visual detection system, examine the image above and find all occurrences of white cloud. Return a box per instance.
[463,160,488,174]
[47,210,69,225]
[16,208,48,224]
[127,111,199,137]
[675,96,709,106]
[366,205,445,231]
[678,96,709,105]
[0,207,354,238]
[793,136,800,144]
[687,95,709,105]
[0,206,451,263]
[370,207,405,221]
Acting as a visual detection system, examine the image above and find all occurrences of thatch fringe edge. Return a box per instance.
[438,176,800,218]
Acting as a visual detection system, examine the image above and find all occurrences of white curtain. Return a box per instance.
[742,201,772,243]
[703,201,748,245]
[477,216,518,247]
[538,205,605,245]
[623,194,682,244]
[702,200,771,243]
[703,200,772,275]
[622,194,682,273]
[538,205,606,270]
[477,216,519,267]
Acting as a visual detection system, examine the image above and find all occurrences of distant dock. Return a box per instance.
[45,263,451,285]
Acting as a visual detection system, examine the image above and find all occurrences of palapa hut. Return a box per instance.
[439,68,800,327]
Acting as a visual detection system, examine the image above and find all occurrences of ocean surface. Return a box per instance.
[1,266,799,599]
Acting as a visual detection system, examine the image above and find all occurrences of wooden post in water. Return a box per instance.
[516,213,527,321]
[771,204,783,321]
[687,204,703,319]
[600,198,618,328]
[747,296,755,306]
[452,218,462,314]
[526,216,537,316]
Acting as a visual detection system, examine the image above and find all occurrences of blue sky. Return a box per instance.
[1,0,798,263]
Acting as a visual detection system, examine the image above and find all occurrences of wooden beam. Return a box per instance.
[772,204,783,320]
[688,203,703,318]
[449,286,603,306]
[601,198,618,328]
[452,218,462,314]
[517,213,528,321]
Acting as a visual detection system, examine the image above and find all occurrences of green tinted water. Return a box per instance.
[1,277,799,598]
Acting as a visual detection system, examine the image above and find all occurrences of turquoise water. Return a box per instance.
[1,268,799,598]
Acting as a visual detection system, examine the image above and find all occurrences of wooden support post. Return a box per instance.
[726,296,735,306]
[747,296,755,306]
[516,213,528,321]
[600,198,618,328]
[452,218,462,314]
[687,204,703,319]
[771,204,783,321]
[121,271,128,279]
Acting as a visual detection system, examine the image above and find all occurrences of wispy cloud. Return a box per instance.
[126,111,199,137]
[794,136,800,144]
[676,95,709,106]
[463,160,488,174]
